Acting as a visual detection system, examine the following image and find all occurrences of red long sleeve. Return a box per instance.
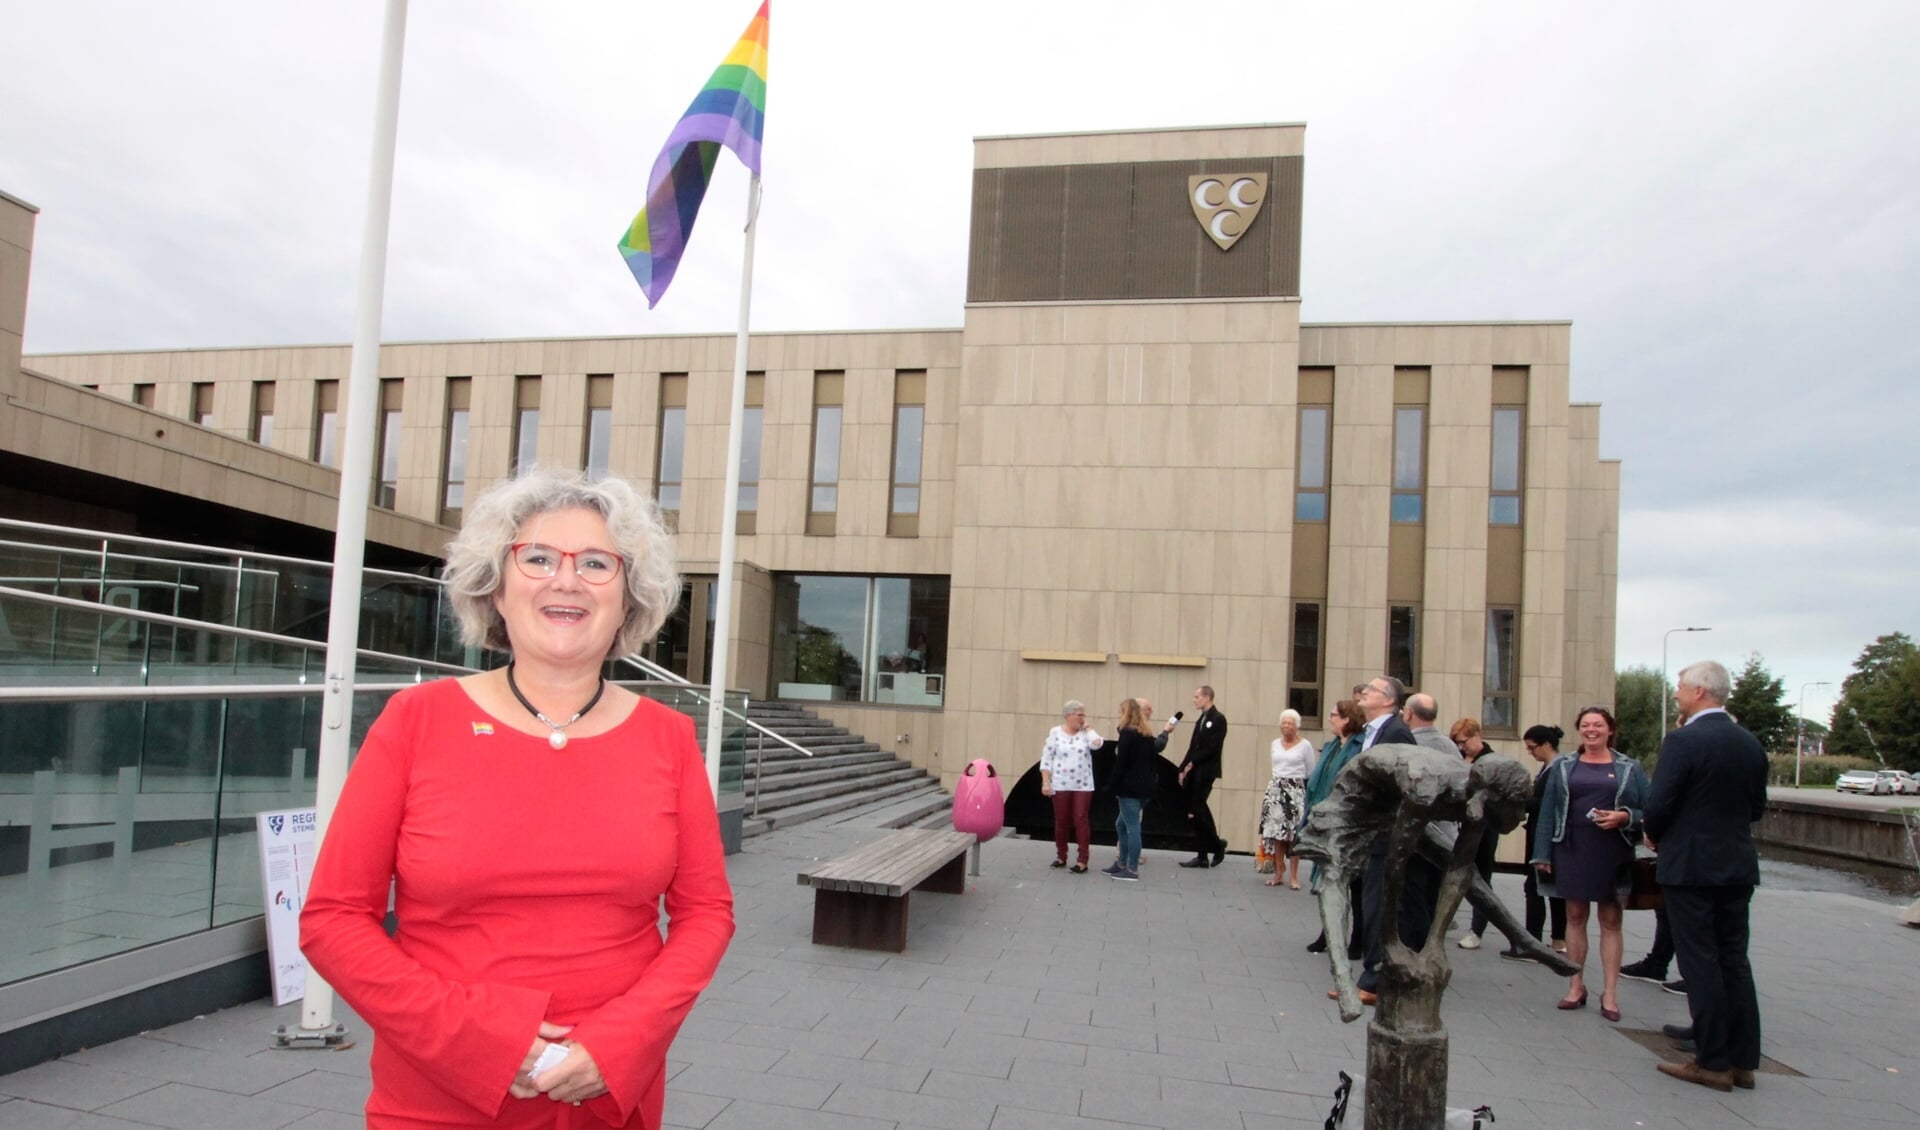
[299,680,735,1128]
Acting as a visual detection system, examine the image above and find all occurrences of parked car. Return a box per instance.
[1880,769,1919,796]
[1836,769,1888,795]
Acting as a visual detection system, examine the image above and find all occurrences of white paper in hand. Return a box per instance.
[529,1043,570,1079]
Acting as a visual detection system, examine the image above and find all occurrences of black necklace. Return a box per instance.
[505,662,606,750]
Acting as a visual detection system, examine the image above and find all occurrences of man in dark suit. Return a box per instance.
[1346,676,1437,1000]
[1642,660,1769,1093]
[1175,685,1229,868]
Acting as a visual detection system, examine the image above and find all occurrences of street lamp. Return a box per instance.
[1661,626,1712,738]
[1794,680,1832,787]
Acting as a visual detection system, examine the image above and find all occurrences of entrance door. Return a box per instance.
[642,576,717,682]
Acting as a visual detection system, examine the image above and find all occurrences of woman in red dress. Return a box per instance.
[301,469,735,1128]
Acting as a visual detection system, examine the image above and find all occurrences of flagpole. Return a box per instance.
[703,173,761,796]
[282,0,409,1048]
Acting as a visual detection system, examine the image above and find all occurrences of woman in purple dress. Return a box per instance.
[1529,707,1649,1022]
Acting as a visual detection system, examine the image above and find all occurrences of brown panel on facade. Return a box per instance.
[1298,367,1334,404]
[1387,526,1425,604]
[1492,366,1529,405]
[1061,166,1135,300]
[1486,524,1524,607]
[966,156,1304,303]
[1291,522,1329,599]
[1393,367,1431,404]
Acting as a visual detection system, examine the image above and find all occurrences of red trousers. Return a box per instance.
[1051,790,1092,864]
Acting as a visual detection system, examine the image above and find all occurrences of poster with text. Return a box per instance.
[257,807,318,1006]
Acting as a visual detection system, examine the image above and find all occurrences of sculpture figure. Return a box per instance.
[1294,746,1577,1129]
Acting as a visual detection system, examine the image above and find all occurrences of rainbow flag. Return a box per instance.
[618,2,769,307]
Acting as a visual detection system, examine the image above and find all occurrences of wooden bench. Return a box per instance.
[796,828,976,952]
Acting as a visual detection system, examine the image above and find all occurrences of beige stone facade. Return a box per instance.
[11,123,1619,854]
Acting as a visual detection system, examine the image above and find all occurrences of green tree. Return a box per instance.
[1724,653,1793,754]
[1613,664,1668,766]
[1828,633,1920,771]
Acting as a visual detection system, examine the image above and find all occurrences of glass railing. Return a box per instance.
[0,518,473,668]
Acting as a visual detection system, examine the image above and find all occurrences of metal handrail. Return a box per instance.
[0,538,281,579]
[0,585,476,676]
[0,517,436,585]
[0,681,424,702]
[612,652,814,810]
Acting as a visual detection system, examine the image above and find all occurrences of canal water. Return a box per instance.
[1759,843,1920,903]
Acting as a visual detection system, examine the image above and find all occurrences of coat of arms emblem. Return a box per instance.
[1188,173,1268,251]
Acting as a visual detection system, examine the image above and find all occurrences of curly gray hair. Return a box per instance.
[442,467,681,656]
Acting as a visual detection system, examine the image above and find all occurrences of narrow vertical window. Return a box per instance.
[251,381,276,446]
[807,372,843,536]
[1288,601,1323,721]
[656,374,687,523]
[584,374,613,479]
[1295,405,1329,522]
[511,376,541,474]
[312,380,339,467]
[132,383,156,409]
[1387,605,1419,690]
[375,378,403,509]
[1489,406,1523,525]
[736,373,764,534]
[1483,607,1518,730]
[441,377,471,524]
[191,382,215,428]
[888,370,926,538]
[1391,406,1425,523]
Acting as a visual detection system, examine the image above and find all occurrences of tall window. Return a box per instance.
[736,373,764,534]
[441,377,471,524]
[375,379,403,509]
[808,372,843,536]
[1391,406,1425,523]
[1296,405,1329,522]
[313,380,339,467]
[251,381,276,446]
[656,374,687,523]
[1387,604,1419,690]
[1490,406,1523,525]
[191,382,215,427]
[1484,607,1518,730]
[888,371,926,537]
[1288,601,1323,722]
[584,374,613,479]
[132,383,156,409]
[511,376,541,474]
[771,574,949,706]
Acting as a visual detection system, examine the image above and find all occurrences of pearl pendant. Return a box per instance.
[548,729,568,750]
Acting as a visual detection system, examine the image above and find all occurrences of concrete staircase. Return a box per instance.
[738,701,949,838]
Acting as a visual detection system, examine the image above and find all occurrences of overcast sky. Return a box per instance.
[3,1,1914,722]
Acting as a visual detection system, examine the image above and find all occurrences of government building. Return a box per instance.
[4,122,1619,857]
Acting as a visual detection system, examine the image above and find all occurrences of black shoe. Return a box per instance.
[1662,1023,1694,1041]
[1672,1038,1698,1055]
[1661,979,1688,995]
[1178,856,1210,868]
[1050,859,1067,869]
[1306,933,1329,954]
[1497,947,1536,963]
[1210,847,1227,867]
[1619,960,1667,984]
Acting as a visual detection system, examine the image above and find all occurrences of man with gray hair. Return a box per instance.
[1643,660,1768,1092]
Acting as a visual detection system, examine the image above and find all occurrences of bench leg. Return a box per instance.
[812,889,909,952]
[916,851,968,895]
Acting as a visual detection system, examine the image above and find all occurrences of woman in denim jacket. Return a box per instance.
[1529,706,1649,1023]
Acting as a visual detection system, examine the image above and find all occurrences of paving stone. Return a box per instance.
[666,1062,834,1109]
[821,1081,996,1130]
[95,1081,310,1130]
[0,1060,162,1111]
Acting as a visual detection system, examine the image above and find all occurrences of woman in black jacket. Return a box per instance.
[1501,723,1569,960]
[1103,698,1166,882]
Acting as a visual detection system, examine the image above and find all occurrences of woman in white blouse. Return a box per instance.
[1040,699,1104,873]
[1260,708,1317,889]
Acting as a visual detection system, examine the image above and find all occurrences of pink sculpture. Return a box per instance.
[952,759,1004,842]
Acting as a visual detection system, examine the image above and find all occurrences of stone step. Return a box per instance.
[747,758,923,796]
[747,765,931,813]
[741,775,940,837]
[847,787,953,830]
[748,750,898,779]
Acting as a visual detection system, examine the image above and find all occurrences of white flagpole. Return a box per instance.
[703,173,761,795]
[288,0,409,1046]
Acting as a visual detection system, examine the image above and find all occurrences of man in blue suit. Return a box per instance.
[1642,660,1769,1092]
